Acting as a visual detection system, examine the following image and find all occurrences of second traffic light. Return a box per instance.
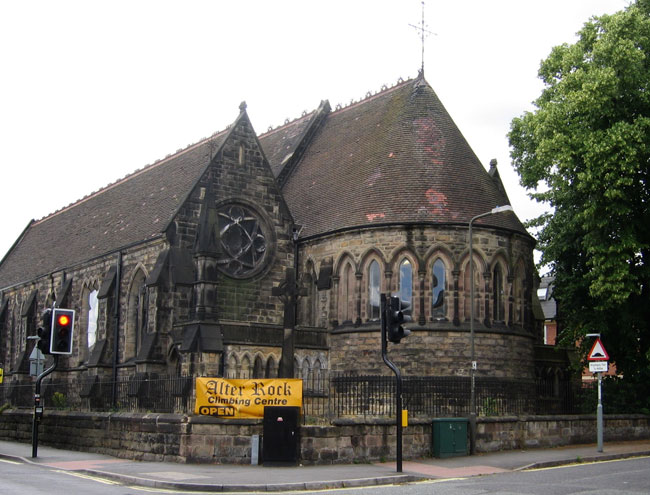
[51,308,75,355]
[386,296,411,343]
[37,309,53,355]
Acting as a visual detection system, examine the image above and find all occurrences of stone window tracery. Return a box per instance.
[217,204,269,278]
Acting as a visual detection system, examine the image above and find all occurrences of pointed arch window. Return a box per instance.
[432,259,446,318]
[240,355,251,379]
[493,264,505,322]
[226,354,238,378]
[302,263,318,327]
[368,260,381,321]
[514,261,525,324]
[265,355,277,378]
[126,270,148,361]
[253,355,264,378]
[313,359,323,392]
[399,259,413,318]
[87,289,98,349]
[339,261,355,323]
[464,259,482,321]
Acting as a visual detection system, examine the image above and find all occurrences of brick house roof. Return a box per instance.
[0,74,529,290]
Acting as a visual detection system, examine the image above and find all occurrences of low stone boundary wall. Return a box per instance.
[476,414,650,452]
[1,409,648,464]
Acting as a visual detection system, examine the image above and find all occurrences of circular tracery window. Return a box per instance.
[216,204,270,278]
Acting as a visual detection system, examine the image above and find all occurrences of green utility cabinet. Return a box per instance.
[431,418,468,458]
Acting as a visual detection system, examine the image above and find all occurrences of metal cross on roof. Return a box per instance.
[409,1,437,75]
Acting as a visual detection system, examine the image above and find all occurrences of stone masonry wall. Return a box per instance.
[1,409,648,464]
[329,326,535,377]
[0,237,170,386]
[299,223,537,378]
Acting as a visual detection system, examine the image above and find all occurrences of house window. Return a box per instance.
[398,259,413,317]
[368,260,381,321]
[493,264,505,322]
[432,259,446,318]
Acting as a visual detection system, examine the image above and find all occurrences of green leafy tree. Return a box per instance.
[509,0,650,412]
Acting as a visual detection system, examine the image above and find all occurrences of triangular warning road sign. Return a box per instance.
[588,338,609,361]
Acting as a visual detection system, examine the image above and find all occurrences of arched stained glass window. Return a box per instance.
[368,260,381,321]
[432,259,446,318]
[399,259,413,317]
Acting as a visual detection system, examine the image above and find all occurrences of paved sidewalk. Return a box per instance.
[1,439,649,491]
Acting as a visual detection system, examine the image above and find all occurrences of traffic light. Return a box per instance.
[36,309,53,355]
[385,296,411,343]
[50,308,75,355]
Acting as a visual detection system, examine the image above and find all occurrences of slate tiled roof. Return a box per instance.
[0,131,228,289]
[260,110,319,179]
[279,75,528,238]
[1,74,530,290]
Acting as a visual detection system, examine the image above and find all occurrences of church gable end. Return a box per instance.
[170,105,295,332]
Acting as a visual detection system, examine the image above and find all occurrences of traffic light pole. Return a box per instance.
[380,293,403,473]
[32,354,58,458]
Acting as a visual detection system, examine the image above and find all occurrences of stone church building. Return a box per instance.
[0,74,540,392]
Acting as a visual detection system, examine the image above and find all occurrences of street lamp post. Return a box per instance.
[468,205,513,455]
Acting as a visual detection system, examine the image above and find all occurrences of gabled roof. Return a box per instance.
[0,129,229,289]
[278,75,528,239]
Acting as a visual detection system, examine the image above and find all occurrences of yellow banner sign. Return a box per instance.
[195,378,302,418]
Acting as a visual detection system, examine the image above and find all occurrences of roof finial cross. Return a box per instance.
[409,1,436,76]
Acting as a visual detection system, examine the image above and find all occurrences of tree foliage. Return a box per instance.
[509,0,650,411]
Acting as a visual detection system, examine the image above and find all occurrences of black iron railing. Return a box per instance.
[0,372,587,419]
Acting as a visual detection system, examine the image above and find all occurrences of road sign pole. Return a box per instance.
[586,335,607,453]
[597,372,603,453]
[32,354,58,458]
[380,294,403,473]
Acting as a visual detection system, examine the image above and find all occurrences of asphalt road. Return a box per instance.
[1,455,649,494]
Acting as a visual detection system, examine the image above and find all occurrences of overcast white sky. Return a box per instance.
[0,0,630,262]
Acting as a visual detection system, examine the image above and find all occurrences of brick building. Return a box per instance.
[0,74,539,391]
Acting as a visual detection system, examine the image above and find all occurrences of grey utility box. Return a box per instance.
[431,418,468,458]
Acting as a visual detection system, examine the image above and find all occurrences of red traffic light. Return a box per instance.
[50,308,75,355]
